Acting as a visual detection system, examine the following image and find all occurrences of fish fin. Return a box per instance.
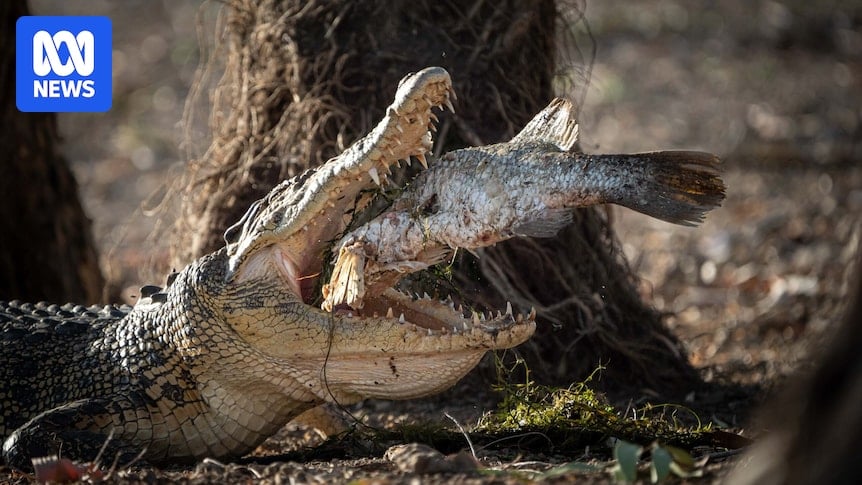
[609,151,726,226]
[415,246,452,266]
[510,98,579,152]
[513,208,573,238]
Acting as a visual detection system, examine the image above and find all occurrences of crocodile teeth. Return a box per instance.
[444,97,455,113]
[368,167,381,186]
[430,112,438,123]
[529,307,536,320]
[421,132,433,150]
[395,122,404,133]
[427,328,433,336]
[506,301,513,316]
[472,312,480,324]
[399,313,406,324]
[415,153,428,169]
[387,307,394,318]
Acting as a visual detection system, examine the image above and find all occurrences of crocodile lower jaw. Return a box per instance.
[357,288,535,337]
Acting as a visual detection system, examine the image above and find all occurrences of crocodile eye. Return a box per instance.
[224,199,263,246]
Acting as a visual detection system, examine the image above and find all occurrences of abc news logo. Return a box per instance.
[16,16,112,112]
[32,30,96,98]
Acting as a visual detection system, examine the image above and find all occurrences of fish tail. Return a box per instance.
[602,151,726,226]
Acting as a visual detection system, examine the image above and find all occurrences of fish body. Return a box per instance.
[322,98,725,311]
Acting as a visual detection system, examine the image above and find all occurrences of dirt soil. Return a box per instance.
[3,0,861,483]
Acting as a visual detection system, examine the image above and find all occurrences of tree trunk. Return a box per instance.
[0,0,104,304]
[174,0,699,392]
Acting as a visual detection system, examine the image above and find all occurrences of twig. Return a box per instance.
[445,412,477,460]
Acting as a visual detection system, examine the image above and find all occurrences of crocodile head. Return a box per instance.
[201,67,534,404]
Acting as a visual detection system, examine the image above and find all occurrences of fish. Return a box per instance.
[321,97,725,312]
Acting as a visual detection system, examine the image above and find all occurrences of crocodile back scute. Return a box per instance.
[0,300,131,439]
[0,300,130,334]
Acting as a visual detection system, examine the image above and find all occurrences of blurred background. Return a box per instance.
[28,0,861,390]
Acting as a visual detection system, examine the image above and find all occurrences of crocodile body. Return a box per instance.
[0,67,536,470]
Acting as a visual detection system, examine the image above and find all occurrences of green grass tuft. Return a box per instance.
[476,355,712,451]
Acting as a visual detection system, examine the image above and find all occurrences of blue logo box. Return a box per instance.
[16,16,112,112]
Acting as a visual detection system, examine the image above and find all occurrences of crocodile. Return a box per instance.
[0,67,536,471]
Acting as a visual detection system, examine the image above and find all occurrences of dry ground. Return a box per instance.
[3,0,860,483]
